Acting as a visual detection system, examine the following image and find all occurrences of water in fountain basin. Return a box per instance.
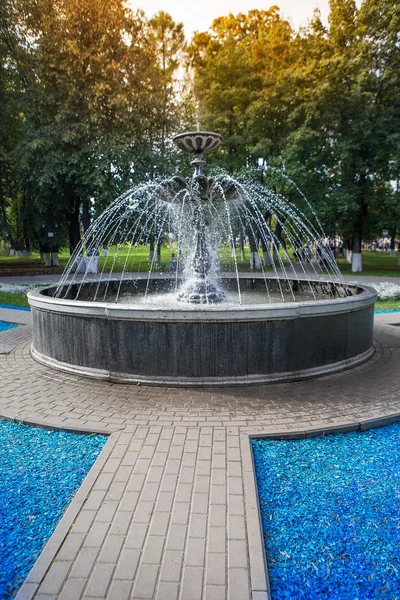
[113,287,336,308]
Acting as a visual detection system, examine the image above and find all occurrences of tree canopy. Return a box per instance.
[187,0,400,270]
[0,0,399,270]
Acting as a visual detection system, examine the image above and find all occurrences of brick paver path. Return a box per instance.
[1,310,400,599]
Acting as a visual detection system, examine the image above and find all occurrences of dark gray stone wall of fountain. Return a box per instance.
[29,285,376,385]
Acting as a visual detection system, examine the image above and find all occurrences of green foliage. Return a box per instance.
[187,8,296,172]
[0,0,27,247]
[1,0,187,253]
[375,299,400,310]
[337,250,400,276]
[188,1,400,267]
[0,290,29,307]
[0,0,399,272]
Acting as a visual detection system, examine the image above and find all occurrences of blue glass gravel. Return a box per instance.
[0,421,107,599]
[374,308,400,314]
[0,305,30,312]
[252,424,400,599]
[0,321,18,333]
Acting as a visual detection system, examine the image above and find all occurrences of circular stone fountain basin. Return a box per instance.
[28,279,377,387]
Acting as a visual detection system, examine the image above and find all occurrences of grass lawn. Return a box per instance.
[0,245,290,274]
[1,247,399,276]
[0,291,30,308]
[97,244,297,273]
[373,298,400,311]
[0,251,69,266]
[337,251,400,276]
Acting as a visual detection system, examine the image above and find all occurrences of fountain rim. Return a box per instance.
[28,280,377,323]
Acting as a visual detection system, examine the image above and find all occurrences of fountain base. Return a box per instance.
[177,277,226,304]
[28,278,377,387]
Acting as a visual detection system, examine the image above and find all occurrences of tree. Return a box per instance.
[187,2,400,272]
[187,9,299,172]
[358,0,400,254]
[317,0,399,270]
[146,12,185,176]
[0,0,29,248]
[187,13,258,171]
[9,2,153,252]
[270,0,400,272]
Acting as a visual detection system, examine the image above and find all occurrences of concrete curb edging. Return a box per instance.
[246,411,400,441]
[14,431,119,600]
[241,433,271,600]
[0,410,115,436]
[27,282,377,321]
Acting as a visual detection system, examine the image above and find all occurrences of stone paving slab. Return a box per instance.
[0,307,31,325]
[0,308,31,354]
[0,311,399,599]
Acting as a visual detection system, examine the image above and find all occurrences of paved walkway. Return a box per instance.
[0,308,400,599]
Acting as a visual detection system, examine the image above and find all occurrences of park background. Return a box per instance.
[0,0,399,278]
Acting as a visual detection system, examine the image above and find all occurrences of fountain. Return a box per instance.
[28,132,376,386]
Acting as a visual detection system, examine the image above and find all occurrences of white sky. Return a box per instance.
[128,0,331,37]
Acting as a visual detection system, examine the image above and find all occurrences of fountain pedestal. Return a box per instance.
[173,131,226,305]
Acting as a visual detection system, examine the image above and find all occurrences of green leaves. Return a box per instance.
[187,1,400,262]
[1,1,399,259]
[1,1,187,252]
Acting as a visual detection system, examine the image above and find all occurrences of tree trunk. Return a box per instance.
[0,147,14,248]
[248,230,261,270]
[0,197,11,245]
[351,175,368,273]
[156,242,162,268]
[21,196,31,252]
[82,197,91,233]
[250,251,261,270]
[351,222,362,272]
[274,215,287,261]
[263,250,272,267]
[344,239,352,263]
[148,238,155,263]
[240,234,245,261]
[68,197,81,254]
[390,227,397,258]
[260,235,272,266]
[231,241,236,258]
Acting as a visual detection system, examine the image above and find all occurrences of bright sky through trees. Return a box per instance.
[129,0,331,36]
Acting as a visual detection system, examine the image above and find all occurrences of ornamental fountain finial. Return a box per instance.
[172,131,222,176]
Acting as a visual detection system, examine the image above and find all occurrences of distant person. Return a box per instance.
[169,253,178,273]
[302,245,311,262]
